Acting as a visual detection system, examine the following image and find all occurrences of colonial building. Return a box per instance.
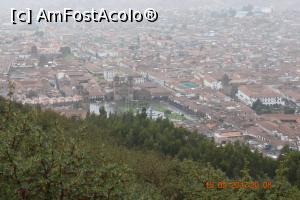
[113,76,134,101]
[214,131,244,144]
[104,70,115,82]
[236,85,284,106]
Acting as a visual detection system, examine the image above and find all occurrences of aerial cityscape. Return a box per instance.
[1,0,300,199]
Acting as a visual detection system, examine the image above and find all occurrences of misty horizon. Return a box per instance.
[1,0,300,11]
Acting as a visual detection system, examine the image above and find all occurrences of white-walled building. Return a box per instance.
[237,85,284,106]
[201,75,223,91]
[104,70,115,82]
[133,76,145,85]
[204,79,223,90]
[146,107,165,119]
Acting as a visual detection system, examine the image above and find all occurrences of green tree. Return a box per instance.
[99,106,107,119]
[59,47,71,56]
[0,107,131,199]
[265,160,300,200]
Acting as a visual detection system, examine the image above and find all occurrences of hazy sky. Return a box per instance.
[1,0,300,10]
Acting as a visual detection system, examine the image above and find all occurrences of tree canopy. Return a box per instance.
[1,97,300,199]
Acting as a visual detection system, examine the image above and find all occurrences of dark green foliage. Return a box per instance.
[99,106,107,118]
[164,109,172,115]
[85,111,277,179]
[1,97,300,199]
[252,99,268,114]
[280,150,300,188]
[252,99,295,115]
[0,99,130,199]
[284,106,296,114]
[59,46,71,56]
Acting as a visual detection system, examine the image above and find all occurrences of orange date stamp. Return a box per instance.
[205,181,272,189]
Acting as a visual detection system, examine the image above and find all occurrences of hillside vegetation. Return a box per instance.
[1,96,300,199]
